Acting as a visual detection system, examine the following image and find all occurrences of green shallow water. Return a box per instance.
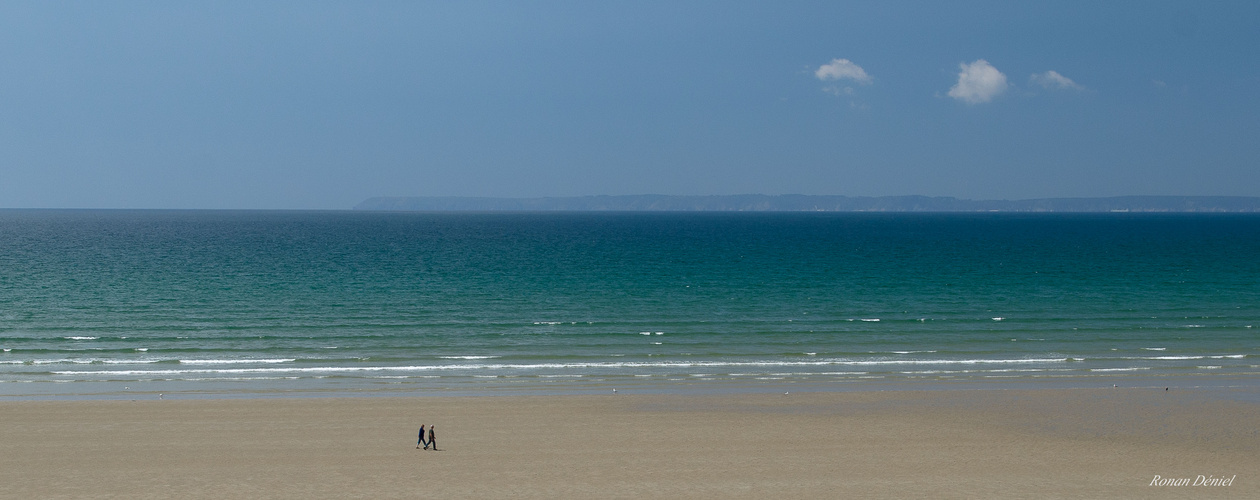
[1,210,1258,398]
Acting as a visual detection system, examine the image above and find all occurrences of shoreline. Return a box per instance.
[6,372,1260,402]
[3,386,1256,498]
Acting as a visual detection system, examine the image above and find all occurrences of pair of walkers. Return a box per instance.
[416,424,437,450]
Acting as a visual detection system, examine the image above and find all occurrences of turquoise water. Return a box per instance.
[1,210,1258,398]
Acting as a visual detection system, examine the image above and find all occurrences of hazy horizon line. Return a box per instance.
[4,194,1260,212]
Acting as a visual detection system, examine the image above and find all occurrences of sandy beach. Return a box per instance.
[2,386,1257,499]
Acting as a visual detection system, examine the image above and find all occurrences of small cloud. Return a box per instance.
[948,59,1007,104]
[815,59,872,85]
[1030,70,1084,91]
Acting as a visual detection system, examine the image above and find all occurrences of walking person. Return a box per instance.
[427,425,436,451]
[417,425,426,449]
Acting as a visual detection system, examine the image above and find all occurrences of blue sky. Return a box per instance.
[1,1,1257,209]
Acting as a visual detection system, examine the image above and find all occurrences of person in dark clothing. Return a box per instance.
[417,425,426,449]
[427,425,436,451]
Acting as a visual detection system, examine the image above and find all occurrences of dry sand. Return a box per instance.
[2,387,1257,499]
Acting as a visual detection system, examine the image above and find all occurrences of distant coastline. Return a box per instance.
[354,195,1260,212]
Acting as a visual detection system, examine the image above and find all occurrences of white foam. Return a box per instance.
[63,337,98,340]
[860,318,880,322]
[992,317,1004,321]
[1141,347,1166,351]
[52,357,1077,377]
[34,359,94,364]
[1110,354,1245,362]
[438,356,500,360]
[179,359,296,365]
[986,368,1067,373]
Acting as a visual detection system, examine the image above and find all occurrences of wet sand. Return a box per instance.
[2,387,1257,499]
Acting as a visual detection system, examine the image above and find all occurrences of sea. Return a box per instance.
[1,210,1258,399]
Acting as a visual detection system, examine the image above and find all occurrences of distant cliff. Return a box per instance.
[354,195,1260,212]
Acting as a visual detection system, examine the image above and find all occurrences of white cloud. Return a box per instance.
[1030,70,1084,91]
[948,59,1007,104]
[815,59,872,85]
